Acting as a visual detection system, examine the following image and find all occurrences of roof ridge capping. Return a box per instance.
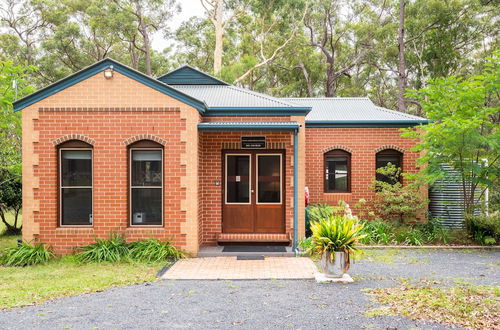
[226,85,309,108]
[158,64,229,85]
[13,57,208,112]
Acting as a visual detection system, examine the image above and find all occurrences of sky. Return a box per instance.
[152,0,206,51]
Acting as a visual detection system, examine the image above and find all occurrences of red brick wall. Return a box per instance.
[305,127,422,212]
[199,131,294,245]
[34,109,187,254]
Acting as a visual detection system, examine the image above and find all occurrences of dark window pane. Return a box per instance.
[376,153,402,184]
[132,188,162,225]
[132,150,162,186]
[61,150,92,186]
[62,188,92,225]
[325,156,349,192]
[258,155,281,203]
[226,155,250,203]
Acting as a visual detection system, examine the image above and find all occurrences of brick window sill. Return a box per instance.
[56,227,94,235]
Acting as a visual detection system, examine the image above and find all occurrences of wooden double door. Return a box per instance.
[222,150,285,233]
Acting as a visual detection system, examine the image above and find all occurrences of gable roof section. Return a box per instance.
[13,58,207,112]
[283,97,428,127]
[158,65,229,85]
[172,85,311,116]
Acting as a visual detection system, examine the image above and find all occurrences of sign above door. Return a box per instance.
[241,136,266,149]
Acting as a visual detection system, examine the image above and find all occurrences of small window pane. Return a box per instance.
[62,188,92,225]
[376,151,402,184]
[226,155,250,203]
[131,188,162,225]
[258,155,281,203]
[325,155,349,192]
[132,150,162,186]
[61,150,92,186]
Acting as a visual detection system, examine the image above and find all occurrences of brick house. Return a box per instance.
[14,59,428,255]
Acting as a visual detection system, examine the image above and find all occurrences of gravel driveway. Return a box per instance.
[1,249,498,330]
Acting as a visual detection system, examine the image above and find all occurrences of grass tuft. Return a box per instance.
[0,242,54,266]
[75,233,130,263]
[129,238,184,263]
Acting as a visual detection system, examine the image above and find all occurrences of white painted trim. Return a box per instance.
[59,148,93,227]
[224,153,251,205]
[256,153,282,205]
[129,148,164,226]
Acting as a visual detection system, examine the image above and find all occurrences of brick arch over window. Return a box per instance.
[123,134,166,146]
[322,145,353,154]
[52,134,95,146]
[374,145,405,154]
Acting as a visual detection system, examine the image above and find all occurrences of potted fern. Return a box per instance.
[309,210,365,278]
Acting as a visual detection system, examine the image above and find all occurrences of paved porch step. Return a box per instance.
[217,233,291,243]
[198,245,296,257]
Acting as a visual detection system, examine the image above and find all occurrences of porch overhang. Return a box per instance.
[198,121,300,132]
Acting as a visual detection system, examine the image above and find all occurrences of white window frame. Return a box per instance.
[59,148,93,227]
[224,153,252,205]
[129,147,164,227]
[256,153,282,205]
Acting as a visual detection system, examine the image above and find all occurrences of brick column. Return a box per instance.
[21,107,40,243]
[179,108,201,254]
[291,116,306,240]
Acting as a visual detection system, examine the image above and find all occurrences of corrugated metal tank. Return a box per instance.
[429,164,469,228]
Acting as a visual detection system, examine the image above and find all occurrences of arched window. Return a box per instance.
[324,149,351,193]
[129,140,163,226]
[376,149,403,184]
[58,140,93,226]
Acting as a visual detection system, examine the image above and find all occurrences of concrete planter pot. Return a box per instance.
[320,251,347,278]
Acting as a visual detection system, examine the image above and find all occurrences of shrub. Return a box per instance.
[465,212,500,245]
[0,242,53,266]
[129,238,184,262]
[360,220,395,245]
[75,233,130,263]
[372,164,427,224]
[306,203,347,236]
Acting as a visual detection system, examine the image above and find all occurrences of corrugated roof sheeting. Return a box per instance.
[283,97,428,123]
[174,85,304,109]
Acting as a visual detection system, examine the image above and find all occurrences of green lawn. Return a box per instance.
[0,210,165,309]
[0,258,164,309]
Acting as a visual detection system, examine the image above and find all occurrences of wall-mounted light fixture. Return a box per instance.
[103,65,114,79]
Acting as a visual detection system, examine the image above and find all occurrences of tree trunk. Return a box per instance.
[213,0,224,75]
[298,61,313,97]
[397,0,407,113]
[137,3,152,76]
[0,211,22,235]
[325,62,335,97]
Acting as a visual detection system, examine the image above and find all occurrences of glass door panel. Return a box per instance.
[257,154,281,204]
[225,154,250,204]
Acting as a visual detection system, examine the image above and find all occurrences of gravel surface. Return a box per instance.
[0,249,498,330]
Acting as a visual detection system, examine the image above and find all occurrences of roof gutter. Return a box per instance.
[197,122,300,132]
[305,120,428,128]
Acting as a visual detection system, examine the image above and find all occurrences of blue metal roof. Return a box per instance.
[13,58,207,112]
[158,65,229,85]
[198,121,300,131]
[283,97,428,126]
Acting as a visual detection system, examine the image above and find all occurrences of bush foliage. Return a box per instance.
[465,212,500,245]
[0,242,53,266]
[75,234,185,263]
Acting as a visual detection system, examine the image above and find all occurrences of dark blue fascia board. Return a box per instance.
[204,107,311,117]
[13,59,207,112]
[306,120,428,128]
[198,123,300,132]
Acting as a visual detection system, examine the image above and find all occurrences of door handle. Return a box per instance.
[251,190,255,193]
